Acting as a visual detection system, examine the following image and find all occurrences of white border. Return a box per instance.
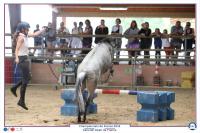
[1,0,199,133]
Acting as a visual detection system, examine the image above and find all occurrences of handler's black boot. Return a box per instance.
[17,84,28,110]
[10,80,22,97]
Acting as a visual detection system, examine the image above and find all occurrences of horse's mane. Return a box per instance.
[99,38,115,46]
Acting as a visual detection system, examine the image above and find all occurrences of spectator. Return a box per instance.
[45,22,57,63]
[33,24,44,56]
[141,23,145,29]
[57,22,70,57]
[111,18,123,65]
[138,22,152,64]
[71,22,83,56]
[94,19,109,44]
[82,19,93,55]
[183,22,194,66]
[124,20,140,65]
[161,29,173,66]
[78,22,83,34]
[152,28,162,65]
[170,21,183,65]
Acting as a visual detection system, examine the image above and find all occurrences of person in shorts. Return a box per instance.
[161,29,173,65]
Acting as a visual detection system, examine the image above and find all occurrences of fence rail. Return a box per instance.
[5,33,196,39]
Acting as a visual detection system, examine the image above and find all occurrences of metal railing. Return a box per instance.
[4,33,195,90]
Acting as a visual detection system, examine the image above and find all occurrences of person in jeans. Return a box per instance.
[45,22,57,63]
[152,28,162,65]
[111,18,123,65]
[57,22,70,57]
[183,22,194,66]
[138,22,152,64]
[10,22,45,110]
[33,24,43,56]
[170,21,183,65]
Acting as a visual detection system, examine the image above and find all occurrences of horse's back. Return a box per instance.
[78,43,112,73]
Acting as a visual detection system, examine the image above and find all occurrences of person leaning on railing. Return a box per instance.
[82,19,93,56]
[45,22,57,63]
[152,28,162,65]
[57,21,71,57]
[124,20,140,65]
[170,21,183,66]
[32,24,44,56]
[94,19,109,44]
[161,29,173,66]
[70,22,83,56]
[138,22,152,65]
[111,18,123,65]
[183,22,195,66]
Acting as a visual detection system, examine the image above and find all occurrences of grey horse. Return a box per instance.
[75,39,115,123]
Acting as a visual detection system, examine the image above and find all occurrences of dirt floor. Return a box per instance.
[5,85,196,126]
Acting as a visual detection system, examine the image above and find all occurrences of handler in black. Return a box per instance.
[10,22,45,110]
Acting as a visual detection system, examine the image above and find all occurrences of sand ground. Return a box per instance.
[5,85,196,126]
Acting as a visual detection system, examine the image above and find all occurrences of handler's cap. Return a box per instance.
[16,22,30,32]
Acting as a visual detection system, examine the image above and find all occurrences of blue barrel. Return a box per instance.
[13,64,22,84]
[137,91,175,122]
[60,88,97,116]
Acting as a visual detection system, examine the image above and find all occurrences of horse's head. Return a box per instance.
[99,38,116,57]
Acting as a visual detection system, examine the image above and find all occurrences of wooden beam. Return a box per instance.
[52,11,58,29]
[54,4,195,18]
[8,4,21,55]
[8,4,21,34]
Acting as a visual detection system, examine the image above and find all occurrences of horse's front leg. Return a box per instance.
[110,68,114,76]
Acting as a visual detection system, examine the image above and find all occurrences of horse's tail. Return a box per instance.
[75,72,86,113]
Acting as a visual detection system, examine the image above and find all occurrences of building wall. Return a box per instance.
[31,63,195,86]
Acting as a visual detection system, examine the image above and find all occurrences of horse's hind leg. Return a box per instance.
[78,111,82,123]
[77,79,86,123]
[83,97,91,122]
[83,79,97,122]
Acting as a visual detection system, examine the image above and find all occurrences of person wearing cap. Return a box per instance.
[10,22,46,110]
[184,22,194,66]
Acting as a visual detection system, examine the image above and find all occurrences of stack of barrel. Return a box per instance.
[136,65,144,86]
[60,88,97,116]
[181,71,195,88]
[137,91,175,122]
[153,65,162,86]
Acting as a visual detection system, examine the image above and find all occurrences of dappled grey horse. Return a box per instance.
[75,39,115,122]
